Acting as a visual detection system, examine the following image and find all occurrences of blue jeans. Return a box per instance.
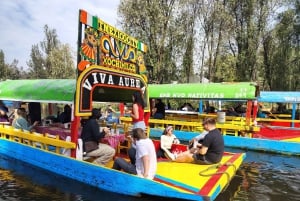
[112,158,137,174]
[132,121,145,130]
[154,113,164,119]
[112,147,137,174]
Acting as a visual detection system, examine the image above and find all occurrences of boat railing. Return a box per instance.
[120,116,260,137]
[0,125,76,154]
[256,118,300,128]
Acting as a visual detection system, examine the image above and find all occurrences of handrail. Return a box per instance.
[0,125,76,154]
[120,116,260,135]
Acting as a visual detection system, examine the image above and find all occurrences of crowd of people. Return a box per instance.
[0,102,74,131]
[81,92,224,180]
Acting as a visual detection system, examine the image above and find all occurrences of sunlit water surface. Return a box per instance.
[0,148,300,201]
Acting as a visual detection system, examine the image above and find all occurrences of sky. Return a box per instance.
[0,0,121,69]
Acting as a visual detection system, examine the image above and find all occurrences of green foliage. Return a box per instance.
[214,54,237,82]
[0,25,75,80]
[118,0,198,83]
[0,50,28,80]
[27,25,76,79]
[261,4,300,91]
[117,0,299,91]
[1,1,299,92]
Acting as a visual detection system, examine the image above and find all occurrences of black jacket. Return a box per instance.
[81,118,105,143]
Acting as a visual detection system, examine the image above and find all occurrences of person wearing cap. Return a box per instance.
[0,105,9,123]
[174,118,224,164]
[80,108,115,166]
[157,126,180,160]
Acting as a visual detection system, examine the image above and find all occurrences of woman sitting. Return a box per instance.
[12,108,39,132]
[157,126,180,160]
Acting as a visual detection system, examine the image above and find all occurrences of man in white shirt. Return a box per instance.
[112,128,157,179]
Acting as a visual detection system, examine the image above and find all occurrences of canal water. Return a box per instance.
[0,148,299,201]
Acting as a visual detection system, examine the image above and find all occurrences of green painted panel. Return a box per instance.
[0,79,75,103]
[149,82,258,100]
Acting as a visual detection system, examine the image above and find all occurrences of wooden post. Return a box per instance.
[245,100,252,126]
[70,116,80,158]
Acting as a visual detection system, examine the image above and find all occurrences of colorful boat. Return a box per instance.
[145,84,300,155]
[254,91,300,142]
[0,9,245,201]
[0,125,245,201]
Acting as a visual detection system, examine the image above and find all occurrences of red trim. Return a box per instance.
[153,177,197,194]
[198,153,242,195]
[153,152,242,196]
[80,10,87,24]
[71,116,80,157]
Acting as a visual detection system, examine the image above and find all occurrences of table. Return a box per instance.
[35,126,71,140]
[36,126,125,150]
[102,134,125,149]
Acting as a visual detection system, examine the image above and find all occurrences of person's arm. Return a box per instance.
[30,121,39,130]
[152,107,157,115]
[194,131,209,141]
[131,104,139,119]
[111,107,116,113]
[17,118,31,131]
[142,154,150,178]
[92,121,107,141]
[160,135,169,152]
[198,145,208,155]
[173,135,180,144]
[160,135,174,157]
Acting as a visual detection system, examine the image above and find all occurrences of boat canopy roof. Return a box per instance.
[0,80,260,103]
[258,91,300,103]
[0,79,75,103]
[149,82,258,100]
[0,79,144,104]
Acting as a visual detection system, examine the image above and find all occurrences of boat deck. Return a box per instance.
[154,152,244,199]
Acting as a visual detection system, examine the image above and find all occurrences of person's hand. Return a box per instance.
[102,127,111,136]
[33,121,39,126]
[125,109,132,114]
[189,137,195,144]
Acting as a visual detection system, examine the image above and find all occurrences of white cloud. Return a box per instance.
[0,0,120,69]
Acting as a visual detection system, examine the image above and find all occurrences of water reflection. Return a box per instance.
[1,149,300,201]
[0,155,183,201]
[216,148,300,201]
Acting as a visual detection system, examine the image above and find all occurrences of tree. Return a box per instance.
[116,0,296,91]
[118,0,192,83]
[27,25,75,79]
[48,44,75,79]
[0,50,27,80]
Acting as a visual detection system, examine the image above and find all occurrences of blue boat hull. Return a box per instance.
[0,139,204,201]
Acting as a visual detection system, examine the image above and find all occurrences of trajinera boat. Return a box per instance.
[0,9,245,201]
[143,83,300,155]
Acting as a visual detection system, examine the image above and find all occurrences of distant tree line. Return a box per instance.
[118,0,300,91]
[1,0,299,91]
[0,25,76,80]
